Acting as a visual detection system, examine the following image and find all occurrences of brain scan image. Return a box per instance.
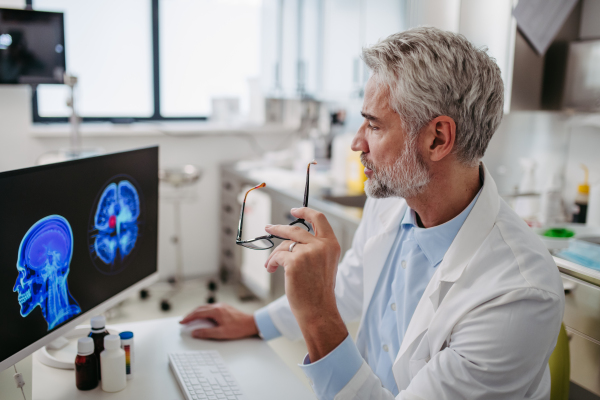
[13,215,81,331]
[90,179,141,274]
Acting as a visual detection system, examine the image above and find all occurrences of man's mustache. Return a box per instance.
[360,153,376,172]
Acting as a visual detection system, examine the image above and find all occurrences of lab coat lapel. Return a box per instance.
[392,163,501,389]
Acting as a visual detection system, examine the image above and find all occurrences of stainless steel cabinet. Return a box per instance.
[558,258,600,397]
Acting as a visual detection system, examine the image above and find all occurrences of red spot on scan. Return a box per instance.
[109,215,117,229]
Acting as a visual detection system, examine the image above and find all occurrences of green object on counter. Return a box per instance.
[543,228,575,238]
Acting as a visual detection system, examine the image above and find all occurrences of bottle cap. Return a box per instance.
[578,184,590,194]
[104,335,121,350]
[119,331,134,340]
[90,315,106,330]
[77,337,94,356]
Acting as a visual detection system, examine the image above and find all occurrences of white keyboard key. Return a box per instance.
[169,351,247,400]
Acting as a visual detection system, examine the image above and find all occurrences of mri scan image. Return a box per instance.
[90,179,141,274]
[13,215,81,331]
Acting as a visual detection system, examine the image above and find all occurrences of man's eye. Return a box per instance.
[368,124,378,130]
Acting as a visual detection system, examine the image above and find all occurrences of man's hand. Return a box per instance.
[179,303,259,340]
[264,207,348,362]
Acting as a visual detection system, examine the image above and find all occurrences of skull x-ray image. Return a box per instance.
[90,178,142,275]
[13,215,81,331]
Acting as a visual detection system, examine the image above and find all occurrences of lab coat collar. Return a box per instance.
[434,163,499,284]
[402,188,479,268]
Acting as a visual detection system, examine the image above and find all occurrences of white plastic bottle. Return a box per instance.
[100,335,127,392]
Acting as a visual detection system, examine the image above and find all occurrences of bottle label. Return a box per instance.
[123,345,131,375]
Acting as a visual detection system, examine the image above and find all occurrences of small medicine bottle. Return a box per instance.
[100,335,127,392]
[89,315,109,380]
[75,337,99,391]
[119,331,134,380]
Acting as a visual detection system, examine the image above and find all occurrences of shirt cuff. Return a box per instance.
[298,334,364,400]
[253,307,282,341]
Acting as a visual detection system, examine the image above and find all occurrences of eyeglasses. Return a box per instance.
[236,161,317,250]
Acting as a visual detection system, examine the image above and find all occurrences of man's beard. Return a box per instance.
[361,134,430,199]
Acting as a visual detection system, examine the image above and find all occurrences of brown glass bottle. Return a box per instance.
[75,337,99,391]
[75,353,99,390]
[89,316,109,380]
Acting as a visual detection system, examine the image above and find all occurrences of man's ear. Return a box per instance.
[423,116,456,162]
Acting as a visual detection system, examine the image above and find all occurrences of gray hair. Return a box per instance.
[362,26,504,166]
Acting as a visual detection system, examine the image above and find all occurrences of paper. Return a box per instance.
[512,0,578,55]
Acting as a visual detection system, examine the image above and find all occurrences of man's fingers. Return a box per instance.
[192,327,226,340]
[180,307,219,324]
[265,223,314,243]
[264,240,292,269]
[290,207,335,238]
[265,249,293,273]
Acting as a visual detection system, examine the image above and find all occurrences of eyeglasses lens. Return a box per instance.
[240,239,274,250]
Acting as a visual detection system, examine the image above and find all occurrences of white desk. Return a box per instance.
[32,317,315,400]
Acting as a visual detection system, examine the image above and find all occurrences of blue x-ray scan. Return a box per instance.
[13,215,81,331]
[92,180,140,269]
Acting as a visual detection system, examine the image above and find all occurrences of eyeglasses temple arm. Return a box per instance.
[237,182,266,241]
[303,161,317,208]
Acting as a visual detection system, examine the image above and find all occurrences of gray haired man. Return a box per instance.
[183,27,564,400]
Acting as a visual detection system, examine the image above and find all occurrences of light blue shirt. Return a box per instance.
[254,189,481,400]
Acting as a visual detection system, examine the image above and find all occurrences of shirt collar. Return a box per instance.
[401,187,482,266]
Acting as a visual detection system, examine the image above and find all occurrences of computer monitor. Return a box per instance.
[0,146,159,372]
[0,8,66,84]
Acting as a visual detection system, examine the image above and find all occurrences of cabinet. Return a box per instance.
[557,257,600,397]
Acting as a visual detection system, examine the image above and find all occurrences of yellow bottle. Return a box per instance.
[346,150,367,195]
[573,164,589,223]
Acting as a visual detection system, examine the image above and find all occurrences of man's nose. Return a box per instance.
[351,121,369,153]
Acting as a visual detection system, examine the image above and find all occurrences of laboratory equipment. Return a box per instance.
[168,350,247,400]
[0,146,159,373]
[0,8,65,84]
[156,165,201,311]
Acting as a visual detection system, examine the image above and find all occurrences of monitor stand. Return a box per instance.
[36,325,119,370]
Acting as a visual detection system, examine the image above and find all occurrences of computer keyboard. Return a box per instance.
[168,350,247,400]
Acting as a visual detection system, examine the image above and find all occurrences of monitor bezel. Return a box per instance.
[0,146,159,372]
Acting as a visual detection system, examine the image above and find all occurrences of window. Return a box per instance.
[30,0,262,122]
[159,0,261,117]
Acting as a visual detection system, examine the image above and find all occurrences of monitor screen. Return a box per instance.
[0,147,158,370]
[0,8,65,84]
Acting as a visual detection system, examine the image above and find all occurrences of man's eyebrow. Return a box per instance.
[361,111,380,122]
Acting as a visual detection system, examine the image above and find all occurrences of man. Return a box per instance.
[182,27,564,399]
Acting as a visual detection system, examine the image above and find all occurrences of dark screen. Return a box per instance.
[0,147,158,364]
[0,8,65,84]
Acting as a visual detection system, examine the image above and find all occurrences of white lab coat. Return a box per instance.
[265,164,565,400]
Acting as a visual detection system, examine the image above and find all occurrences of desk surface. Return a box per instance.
[32,317,315,400]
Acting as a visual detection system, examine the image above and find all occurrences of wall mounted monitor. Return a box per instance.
[0,8,65,84]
